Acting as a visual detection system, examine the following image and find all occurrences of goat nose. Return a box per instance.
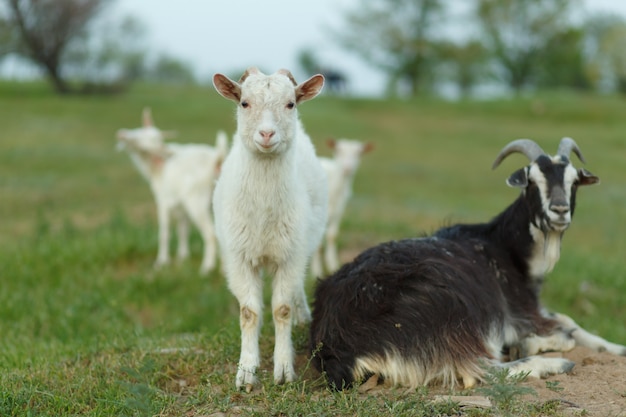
[550,204,569,215]
[259,130,275,143]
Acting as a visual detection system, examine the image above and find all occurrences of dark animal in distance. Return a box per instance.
[309,137,626,390]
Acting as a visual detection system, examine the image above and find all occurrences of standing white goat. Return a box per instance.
[116,108,228,275]
[212,67,327,391]
[311,138,373,277]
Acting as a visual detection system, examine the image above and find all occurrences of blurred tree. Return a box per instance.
[147,54,196,85]
[584,13,626,94]
[437,39,490,98]
[535,27,590,90]
[297,48,347,94]
[0,14,15,57]
[0,0,107,94]
[63,15,148,89]
[333,0,445,97]
[476,0,579,93]
[297,48,320,76]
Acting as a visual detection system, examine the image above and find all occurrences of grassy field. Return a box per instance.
[0,80,625,416]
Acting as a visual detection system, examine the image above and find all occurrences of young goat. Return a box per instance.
[212,68,327,391]
[311,138,373,277]
[310,137,626,390]
[116,108,228,275]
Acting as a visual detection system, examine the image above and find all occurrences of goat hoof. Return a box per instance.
[199,261,216,275]
[541,358,575,377]
[358,374,379,393]
[153,259,169,270]
[235,368,258,392]
[274,364,296,385]
[508,346,522,360]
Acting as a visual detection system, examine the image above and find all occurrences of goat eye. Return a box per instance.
[241,101,249,108]
[286,101,295,109]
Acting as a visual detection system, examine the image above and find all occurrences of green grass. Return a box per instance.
[0,80,625,415]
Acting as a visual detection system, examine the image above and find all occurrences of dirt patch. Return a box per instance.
[518,347,626,416]
[301,346,626,416]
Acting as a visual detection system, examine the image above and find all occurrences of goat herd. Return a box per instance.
[117,67,625,394]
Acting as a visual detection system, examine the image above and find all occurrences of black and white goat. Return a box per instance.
[309,137,626,390]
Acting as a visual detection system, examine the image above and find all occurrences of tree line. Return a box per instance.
[328,0,626,97]
[1,0,625,97]
[0,0,195,94]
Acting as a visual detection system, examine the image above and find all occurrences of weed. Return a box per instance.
[545,380,564,392]
[477,367,536,416]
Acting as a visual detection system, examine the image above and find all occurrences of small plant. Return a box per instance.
[529,399,562,415]
[545,380,564,392]
[477,367,536,416]
[118,357,160,417]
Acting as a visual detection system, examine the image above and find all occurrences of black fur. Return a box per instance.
[309,157,592,390]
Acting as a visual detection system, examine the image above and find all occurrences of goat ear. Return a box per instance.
[578,168,600,186]
[213,73,241,103]
[506,168,528,188]
[296,74,324,104]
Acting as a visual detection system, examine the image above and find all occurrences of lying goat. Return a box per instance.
[310,137,626,390]
[117,108,228,275]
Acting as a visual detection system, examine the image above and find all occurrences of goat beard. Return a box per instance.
[533,215,569,234]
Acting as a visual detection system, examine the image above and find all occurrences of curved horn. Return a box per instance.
[239,67,260,83]
[492,139,546,170]
[277,69,298,86]
[557,137,586,164]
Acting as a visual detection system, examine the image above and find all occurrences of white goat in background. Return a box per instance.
[311,138,373,277]
[116,108,228,275]
[212,67,327,391]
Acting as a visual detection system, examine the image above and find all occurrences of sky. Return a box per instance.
[111,0,384,94]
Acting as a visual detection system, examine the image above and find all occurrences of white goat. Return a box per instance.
[212,67,327,391]
[116,108,228,275]
[311,138,373,277]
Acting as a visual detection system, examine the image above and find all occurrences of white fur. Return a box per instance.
[354,347,490,389]
[212,68,327,390]
[311,139,372,277]
[117,108,228,275]
[552,312,626,355]
[354,348,465,389]
[517,332,576,357]
[502,356,574,380]
[528,226,562,278]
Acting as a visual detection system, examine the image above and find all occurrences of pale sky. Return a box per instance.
[111,0,383,94]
